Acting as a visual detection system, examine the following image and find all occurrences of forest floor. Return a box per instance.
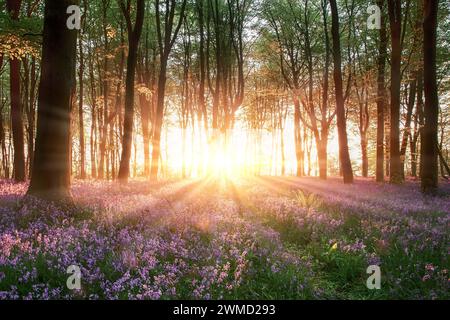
[0,177,448,300]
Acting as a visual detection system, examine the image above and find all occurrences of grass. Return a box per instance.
[0,178,448,300]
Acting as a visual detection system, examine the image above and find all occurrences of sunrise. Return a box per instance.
[0,0,449,313]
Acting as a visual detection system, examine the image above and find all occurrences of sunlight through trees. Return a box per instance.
[0,0,448,197]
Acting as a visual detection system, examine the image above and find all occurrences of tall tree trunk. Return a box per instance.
[410,69,423,177]
[7,0,25,182]
[98,0,110,179]
[78,36,86,179]
[27,58,37,178]
[279,103,286,176]
[90,106,97,179]
[376,0,387,182]
[361,134,368,178]
[28,0,79,201]
[317,0,331,180]
[150,0,187,181]
[388,0,403,184]
[88,36,97,179]
[10,58,25,182]
[421,0,439,193]
[139,24,151,177]
[0,94,9,178]
[197,0,208,133]
[357,85,370,178]
[329,0,353,184]
[293,96,303,177]
[400,76,417,178]
[140,94,151,177]
[150,61,167,180]
[385,104,390,177]
[317,140,328,180]
[118,0,145,183]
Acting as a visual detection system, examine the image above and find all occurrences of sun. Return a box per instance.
[204,137,247,179]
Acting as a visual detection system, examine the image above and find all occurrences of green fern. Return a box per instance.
[294,190,321,211]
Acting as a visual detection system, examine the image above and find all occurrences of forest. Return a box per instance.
[0,0,449,300]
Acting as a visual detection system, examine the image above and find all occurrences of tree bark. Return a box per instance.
[388,0,403,184]
[150,0,187,181]
[400,76,417,178]
[329,0,353,184]
[27,58,37,178]
[28,0,79,201]
[376,0,387,182]
[150,60,167,180]
[293,96,303,177]
[361,132,369,177]
[410,69,423,177]
[118,0,145,183]
[138,27,153,178]
[196,0,208,133]
[318,139,328,179]
[421,0,439,193]
[7,0,26,182]
[78,35,86,179]
[98,0,110,179]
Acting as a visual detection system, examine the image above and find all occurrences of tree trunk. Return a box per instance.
[388,0,403,184]
[78,36,86,179]
[27,58,37,178]
[28,0,78,201]
[98,1,109,179]
[150,61,167,180]
[318,139,328,180]
[139,94,151,177]
[150,0,187,181]
[118,0,145,183]
[361,135,368,177]
[421,0,439,193]
[400,77,417,179]
[88,36,97,179]
[10,58,26,182]
[376,0,387,182]
[0,101,9,178]
[280,110,286,176]
[319,0,331,180]
[293,97,303,177]
[329,0,353,184]
[197,0,208,133]
[411,69,423,177]
[7,0,25,182]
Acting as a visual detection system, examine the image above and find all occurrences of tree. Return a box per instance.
[387,0,404,184]
[301,0,335,180]
[410,70,424,177]
[376,0,387,182]
[264,0,305,177]
[137,17,157,178]
[117,0,145,183]
[421,0,439,193]
[400,74,417,178]
[150,0,187,181]
[27,0,79,201]
[0,0,446,186]
[196,0,207,135]
[6,0,25,182]
[329,0,353,184]
[78,1,87,179]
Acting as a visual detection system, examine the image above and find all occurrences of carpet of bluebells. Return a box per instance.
[0,177,448,300]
